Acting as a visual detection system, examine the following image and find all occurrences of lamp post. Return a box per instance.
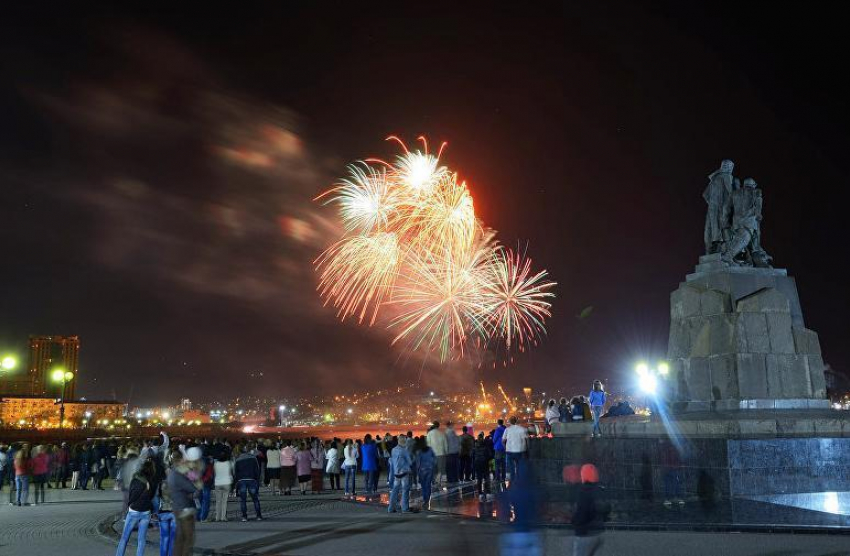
[51,368,75,430]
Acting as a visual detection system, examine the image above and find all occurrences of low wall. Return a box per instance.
[529,424,850,499]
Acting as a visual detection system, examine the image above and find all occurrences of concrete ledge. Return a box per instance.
[551,409,850,439]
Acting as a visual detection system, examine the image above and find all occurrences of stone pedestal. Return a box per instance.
[667,254,828,411]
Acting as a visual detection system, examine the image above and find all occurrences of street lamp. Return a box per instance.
[278,405,286,426]
[51,368,75,429]
[1,355,17,371]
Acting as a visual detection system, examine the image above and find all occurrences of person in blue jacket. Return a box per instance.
[360,435,379,495]
[491,419,507,483]
[588,380,607,437]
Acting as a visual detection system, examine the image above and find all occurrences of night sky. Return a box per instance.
[2,3,848,405]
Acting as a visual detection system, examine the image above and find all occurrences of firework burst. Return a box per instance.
[315,137,555,361]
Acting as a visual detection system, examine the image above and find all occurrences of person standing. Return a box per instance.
[213,451,233,522]
[588,381,607,438]
[502,416,529,482]
[157,471,177,556]
[13,444,31,506]
[309,438,326,494]
[444,422,460,484]
[234,446,263,521]
[325,441,341,491]
[295,441,312,495]
[197,454,215,522]
[31,445,49,504]
[342,439,358,496]
[472,432,494,501]
[360,435,379,495]
[115,459,157,556]
[571,464,604,556]
[492,419,507,483]
[425,422,447,486]
[265,442,282,494]
[279,441,297,495]
[0,443,8,497]
[545,399,560,434]
[459,426,474,482]
[167,450,200,556]
[387,436,413,513]
[558,398,570,423]
[78,443,92,490]
[414,437,436,509]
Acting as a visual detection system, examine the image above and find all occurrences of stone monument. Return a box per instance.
[668,161,828,411]
[536,160,849,509]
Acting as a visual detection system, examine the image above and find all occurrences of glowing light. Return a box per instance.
[279,405,286,411]
[658,362,670,375]
[1,356,16,370]
[639,373,658,394]
[162,412,171,420]
[635,362,649,376]
[315,137,556,362]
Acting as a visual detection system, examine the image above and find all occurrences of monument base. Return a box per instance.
[537,411,850,500]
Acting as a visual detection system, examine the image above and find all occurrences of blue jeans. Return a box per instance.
[197,486,211,521]
[506,452,524,482]
[344,465,357,493]
[115,509,151,556]
[445,453,459,483]
[387,459,394,489]
[364,470,377,493]
[237,480,262,519]
[418,468,433,508]
[664,470,682,499]
[80,466,90,489]
[494,452,506,482]
[592,405,603,436]
[388,473,410,512]
[158,511,176,556]
[15,476,29,505]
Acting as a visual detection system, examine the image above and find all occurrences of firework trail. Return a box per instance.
[316,137,555,361]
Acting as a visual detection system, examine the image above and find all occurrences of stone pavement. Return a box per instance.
[2,486,850,555]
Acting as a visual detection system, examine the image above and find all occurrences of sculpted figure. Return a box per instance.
[722,177,772,267]
[703,159,735,254]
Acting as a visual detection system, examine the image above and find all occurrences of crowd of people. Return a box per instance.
[0,417,537,555]
[543,380,612,437]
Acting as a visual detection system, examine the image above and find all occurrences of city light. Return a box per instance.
[657,361,670,375]
[635,362,649,376]
[1,355,16,370]
[279,404,286,411]
[51,369,74,382]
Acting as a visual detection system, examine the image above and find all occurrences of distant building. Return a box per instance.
[180,398,192,411]
[0,396,125,427]
[1,335,81,399]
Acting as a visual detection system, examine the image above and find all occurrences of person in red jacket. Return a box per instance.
[30,445,50,504]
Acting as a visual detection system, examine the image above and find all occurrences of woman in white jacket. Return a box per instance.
[213,452,234,522]
[342,439,358,496]
[325,441,341,491]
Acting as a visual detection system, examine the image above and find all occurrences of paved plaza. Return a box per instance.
[1,487,849,556]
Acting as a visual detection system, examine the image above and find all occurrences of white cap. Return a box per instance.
[185,447,202,461]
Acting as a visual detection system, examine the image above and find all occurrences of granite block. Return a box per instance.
[688,318,712,357]
[765,312,795,354]
[683,358,711,400]
[709,354,740,400]
[740,313,770,353]
[735,287,791,314]
[700,288,732,316]
[671,285,702,320]
[792,326,821,356]
[736,353,768,398]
